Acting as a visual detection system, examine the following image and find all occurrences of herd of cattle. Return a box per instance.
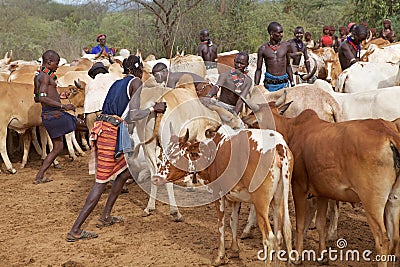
[1,36,400,266]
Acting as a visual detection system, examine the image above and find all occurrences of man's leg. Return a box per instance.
[67,182,107,238]
[33,136,63,184]
[99,169,131,221]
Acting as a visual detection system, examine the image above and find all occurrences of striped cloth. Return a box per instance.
[89,120,127,183]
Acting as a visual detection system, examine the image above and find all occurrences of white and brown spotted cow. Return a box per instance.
[152,125,294,266]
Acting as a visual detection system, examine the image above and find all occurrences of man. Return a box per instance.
[90,34,114,56]
[33,50,85,185]
[197,29,218,69]
[255,22,294,92]
[206,52,252,115]
[151,62,207,88]
[379,19,396,43]
[288,26,311,84]
[338,25,368,71]
[66,55,166,242]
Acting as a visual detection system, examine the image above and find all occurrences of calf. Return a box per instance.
[152,125,294,266]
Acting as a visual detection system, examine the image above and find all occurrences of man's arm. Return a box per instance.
[254,46,264,85]
[285,46,294,86]
[234,79,252,114]
[303,47,311,73]
[342,43,358,65]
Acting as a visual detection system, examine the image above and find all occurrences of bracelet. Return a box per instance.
[149,107,155,113]
[206,93,214,97]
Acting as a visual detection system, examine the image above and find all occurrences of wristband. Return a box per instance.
[149,107,155,113]
[206,93,214,97]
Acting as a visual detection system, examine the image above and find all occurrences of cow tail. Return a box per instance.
[130,113,163,159]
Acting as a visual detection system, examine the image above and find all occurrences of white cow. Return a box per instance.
[336,61,400,93]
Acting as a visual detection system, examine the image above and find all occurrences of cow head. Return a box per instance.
[152,127,216,186]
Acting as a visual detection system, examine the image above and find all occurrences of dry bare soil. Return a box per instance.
[0,149,386,266]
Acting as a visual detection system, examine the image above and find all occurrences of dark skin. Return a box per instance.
[338,32,367,70]
[33,54,76,184]
[255,25,294,86]
[207,54,252,114]
[288,27,311,73]
[198,30,218,63]
[152,66,206,89]
[67,66,166,240]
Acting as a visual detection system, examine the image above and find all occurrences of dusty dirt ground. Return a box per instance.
[0,147,390,267]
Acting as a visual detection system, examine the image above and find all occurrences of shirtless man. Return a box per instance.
[255,22,294,91]
[33,50,81,185]
[288,26,311,83]
[151,62,206,88]
[206,52,252,115]
[198,29,218,69]
[338,25,367,71]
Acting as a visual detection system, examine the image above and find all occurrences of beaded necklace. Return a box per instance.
[41,66,57,81]
[268,42,281,54]
[346,36,361,58]
[295,40,304,51]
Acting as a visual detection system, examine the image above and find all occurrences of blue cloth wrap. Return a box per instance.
[41,107,76,139]
[264,72,289,92]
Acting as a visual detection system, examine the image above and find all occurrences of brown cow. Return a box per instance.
[254,99,400,265]
[152,125,294,266]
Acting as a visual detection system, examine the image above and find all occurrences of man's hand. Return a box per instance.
[63,103,76,112]
[153,102,167,113]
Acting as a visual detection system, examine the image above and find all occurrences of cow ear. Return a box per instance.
[278,101,293,115]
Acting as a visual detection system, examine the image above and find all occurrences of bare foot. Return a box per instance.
[33,178,53,185]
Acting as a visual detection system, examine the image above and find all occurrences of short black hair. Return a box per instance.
[352,25,368,37]
[268,22,282,34]
[122,55,143,75]
[235,51,249,62]
[42,50,60,62]
[152,62,167,74]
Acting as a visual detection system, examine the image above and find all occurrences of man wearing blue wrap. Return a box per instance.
[254,22,295,91]
[33,50,87,185]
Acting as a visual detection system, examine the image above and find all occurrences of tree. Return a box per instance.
[106,0,203,57]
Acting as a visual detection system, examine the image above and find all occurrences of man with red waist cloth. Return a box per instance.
[66,55,166,242]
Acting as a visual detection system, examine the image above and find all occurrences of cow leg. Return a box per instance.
[165,182,182,222]
[80,131,90,150]
[362,198,391,266]
[143,184,157,216]
[315,197,329,264]
[30,127,43,156]
[65,132,77,160]
[304,198,317,236]
[384,183,400,256]
[326,200,339,242]
[292,185,308,264]
[20,131,31,169]
[254,199,275,264]
[241,203,257,239]
[71,131,85,156]
[272,177,284,250]
[0,127,16,174]
[228,202,240,258]
[213,197,227,266]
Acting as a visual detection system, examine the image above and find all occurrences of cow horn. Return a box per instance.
[365,30,373,43]
[181,129,189,144]
[74,79,82,89]
[302,57,317,81]
[275,90,287,107]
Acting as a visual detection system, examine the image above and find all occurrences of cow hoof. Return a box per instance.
[171,211,183,222]
[7,168,17,174]
[142,208,155,217]
[53,163,62,169]
[227,249,239,259]
[291,258,302,265]
[240,231,252,240]
[20,163,26,169]
[212,255,228,266]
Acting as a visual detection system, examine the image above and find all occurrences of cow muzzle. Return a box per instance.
[151,175,167,186]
